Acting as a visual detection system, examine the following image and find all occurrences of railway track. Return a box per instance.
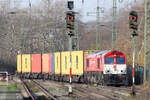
[21,79,58,100]
[96,85,142,96]
[21,80,36,100]
[22,79,140,100]
[74,86,120,100]
[45,80,121,100]
[31,80,58,100]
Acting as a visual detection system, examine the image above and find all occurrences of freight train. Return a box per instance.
[17,50,127,85]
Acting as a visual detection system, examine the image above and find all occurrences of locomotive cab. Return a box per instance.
[103,50,127,85]
[103,50,126,74]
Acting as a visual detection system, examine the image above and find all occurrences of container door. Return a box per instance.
[31,54,41,73]
[22,54,31,73]
[17,55,22,73]
[71,51,84,75]
[51,53,55,73]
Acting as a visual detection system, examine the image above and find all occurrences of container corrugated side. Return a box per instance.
[54,52,61,74]
[17,55,22,73]
[71,51,84,75]
[42,54,51,73]
[31,54,41,73]
[51,53,55,73]
[22,54,31,73]
[61,51,70,75]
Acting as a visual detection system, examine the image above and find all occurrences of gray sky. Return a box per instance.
[73,0,138,22]
[9,0,139,22]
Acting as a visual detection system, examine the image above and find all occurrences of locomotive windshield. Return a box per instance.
[116,57,125,64]
[105,57,125,64]
[105,57,114,64]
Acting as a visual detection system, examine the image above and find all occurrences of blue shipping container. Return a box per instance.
[51,53,55,73]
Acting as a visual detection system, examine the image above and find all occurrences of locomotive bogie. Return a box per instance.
[103,74,127,85]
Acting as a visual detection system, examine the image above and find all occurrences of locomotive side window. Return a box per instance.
[86,59,89,67]
[105,57,114,64]
[97,58,100,68]
[76,56,78,69]
[116,57,125,64]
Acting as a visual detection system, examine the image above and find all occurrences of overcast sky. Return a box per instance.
[10,0,140,22]
[73,0,138,22]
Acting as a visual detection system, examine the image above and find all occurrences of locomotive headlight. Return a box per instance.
[121,69,126,74]
[105,70,110,74]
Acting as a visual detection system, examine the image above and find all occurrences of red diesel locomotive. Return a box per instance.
[83,50,127,85]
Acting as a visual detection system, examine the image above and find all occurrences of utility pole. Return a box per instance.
[96,0,100,50]
[129,10,138,95]
[144,0,148,84]
[66,0,75,94]
[43,33,46,53]
[29,0,32,53]
[76,19,79,50]
[87,0,104,50]
[132,31,137,95]
[75,16,79,50]
[112,0,117,50]
[21,18,25,54]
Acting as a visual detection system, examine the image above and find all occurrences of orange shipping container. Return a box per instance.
[42,54,51,73]
[31,54,42,73]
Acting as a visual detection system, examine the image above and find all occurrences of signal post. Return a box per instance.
[129,11,138,95]
[66,0,75,95]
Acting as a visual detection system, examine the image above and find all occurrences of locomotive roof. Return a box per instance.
[88,50,112,57]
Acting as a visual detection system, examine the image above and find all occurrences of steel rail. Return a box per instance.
[79,86,119,100]
[21,80,35,100]
[47,80,116,99]
[31,80,58,100]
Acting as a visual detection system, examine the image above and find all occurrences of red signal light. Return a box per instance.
[67,16,70,20]
[129,17,137,20]
[129,17,133,19]
[71,16,74,20]
[134,17,136,19]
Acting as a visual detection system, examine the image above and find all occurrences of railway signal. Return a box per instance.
[129,11,138,31]
[68,31,74,37]
[66,11,75,30]
[67,0,75,95]
[129,10,138,95]
[68,0,74,10]
[66,11,75,37]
